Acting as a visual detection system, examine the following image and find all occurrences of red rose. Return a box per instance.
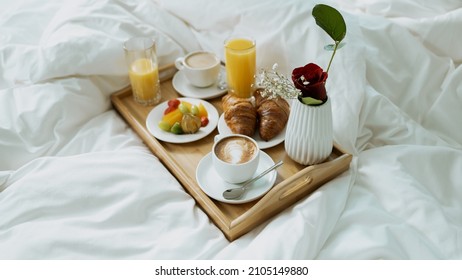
[292,63,328,102]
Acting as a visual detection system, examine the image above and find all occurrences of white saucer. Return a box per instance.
[217,114,286,149]
[196,151,277,204]
[172,66,227,100]
[146,98,219,144]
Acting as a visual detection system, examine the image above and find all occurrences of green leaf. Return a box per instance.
[312,4,346,43]
[301,96,323,105]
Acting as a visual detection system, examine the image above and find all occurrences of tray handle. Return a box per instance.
[228,153,352,238]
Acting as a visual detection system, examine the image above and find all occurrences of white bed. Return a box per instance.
[1,0,461,259]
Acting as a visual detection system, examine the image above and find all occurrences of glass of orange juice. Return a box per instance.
[224,36,256,99]
[123,37,161,106]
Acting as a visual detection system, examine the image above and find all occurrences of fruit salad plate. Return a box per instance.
[146,98,219,144]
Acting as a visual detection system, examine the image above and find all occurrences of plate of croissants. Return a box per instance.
[218,89,290,149]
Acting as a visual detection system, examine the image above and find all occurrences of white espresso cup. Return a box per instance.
[212,134,260,184]
[175,51,221,88]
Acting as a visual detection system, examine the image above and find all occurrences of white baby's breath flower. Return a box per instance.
[257,65,300,100]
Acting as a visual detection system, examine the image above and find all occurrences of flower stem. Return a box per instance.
[326,41,339,74]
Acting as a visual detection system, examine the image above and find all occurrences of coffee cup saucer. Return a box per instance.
[172,66,227,100]
[196,150,277,204]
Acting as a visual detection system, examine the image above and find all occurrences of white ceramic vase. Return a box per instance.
[284,97,333,165]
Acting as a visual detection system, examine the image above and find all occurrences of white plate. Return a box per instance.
[217,114,286,149]
[172,66,227,100]
[196,151,277,204]
[146,98,219,144]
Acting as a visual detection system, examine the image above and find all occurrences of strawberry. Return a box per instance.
[163,106,176,115]
[200,116,209,127]
[167,98,180,109]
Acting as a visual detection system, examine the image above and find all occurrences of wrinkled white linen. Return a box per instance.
[0,0,461,259]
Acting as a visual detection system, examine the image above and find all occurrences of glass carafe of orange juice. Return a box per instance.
[224,37,256,99]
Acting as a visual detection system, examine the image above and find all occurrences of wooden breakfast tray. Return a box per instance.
[111,64,352,241]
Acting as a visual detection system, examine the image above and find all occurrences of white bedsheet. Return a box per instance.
[1,0,461,259]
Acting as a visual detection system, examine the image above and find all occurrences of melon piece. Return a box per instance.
[197,102,208,118]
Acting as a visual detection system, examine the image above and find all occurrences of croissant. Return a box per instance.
[222,94,257,137]
[254,89,290,141]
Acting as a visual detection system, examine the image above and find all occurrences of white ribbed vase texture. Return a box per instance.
[284,98,333,165]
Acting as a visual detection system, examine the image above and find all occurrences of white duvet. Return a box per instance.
[1,0,461,259]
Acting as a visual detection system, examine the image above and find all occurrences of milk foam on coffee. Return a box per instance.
[186,52,217,69]
[215,136,257,164]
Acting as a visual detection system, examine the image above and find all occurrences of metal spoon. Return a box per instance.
[217,71,227,90]
[222,160,283,200]
[217,80,227,90]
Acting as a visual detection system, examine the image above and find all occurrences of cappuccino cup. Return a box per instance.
[212,134,260,184]
[175,51,221,88]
